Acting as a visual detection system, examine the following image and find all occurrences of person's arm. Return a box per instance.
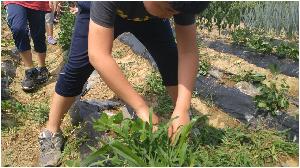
[169,23,199,138]
[88,20,158,123]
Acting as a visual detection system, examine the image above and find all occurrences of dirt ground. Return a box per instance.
[1,21,299,167]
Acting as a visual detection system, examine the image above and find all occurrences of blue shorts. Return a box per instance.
[6,4,46,53]
[56,12,178,97]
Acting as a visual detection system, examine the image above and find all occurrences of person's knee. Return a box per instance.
[10,24,28,37]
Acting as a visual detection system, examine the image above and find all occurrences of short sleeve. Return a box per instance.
[174,14,195,26]
[90,1,117,28]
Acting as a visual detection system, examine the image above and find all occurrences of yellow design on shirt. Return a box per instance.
[116,9,150,21]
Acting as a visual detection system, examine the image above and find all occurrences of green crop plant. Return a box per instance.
[231,28,299,61]
[230,70,266,86]
[241,1,299,39]
[247,35,273,54]
[199,2,243,34]
[254,81,289,116]
[231,28,252,46]
[275,43,299,60]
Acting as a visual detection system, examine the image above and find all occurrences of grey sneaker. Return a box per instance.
[21,68,38,91]
[37,67,49,84]
[38,129,64,167]
[47,36,57,45]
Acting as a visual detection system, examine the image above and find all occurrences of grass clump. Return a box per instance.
[69,113,298,167]
[145,70,165,95]
[1,100,50,134]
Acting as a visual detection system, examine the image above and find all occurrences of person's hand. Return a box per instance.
[69,6,78,14]
[168,109,190,143]
[49,1,54,10]
[136,106,159,131]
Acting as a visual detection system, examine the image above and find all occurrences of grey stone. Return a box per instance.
[208,69,224,79]
[235,81,261,96]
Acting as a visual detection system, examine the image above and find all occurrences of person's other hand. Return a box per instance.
[168,109,190,143]
[69,6,78,14]
[136,107,159,131]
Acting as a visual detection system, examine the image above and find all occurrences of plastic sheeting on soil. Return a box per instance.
[201,39,299,78]
[195,75,299,141]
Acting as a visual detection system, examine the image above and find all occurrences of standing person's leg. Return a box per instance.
[38,13,93,167]
[27,8,50,85]
[45,11,57,45]
[131,19,179,105]
[6,4,39,91]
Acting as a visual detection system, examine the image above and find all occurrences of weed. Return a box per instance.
[61,124,89,166]
[268,63,281,76]
[1,100,27,133]
[145,71,165,95]
[80,111,201,166]
[153,93,173,117]
[198,59,211,76]
[28,102,50,124]
[112,50,125,58]
[73,112,298,166]
[1,100,50,133]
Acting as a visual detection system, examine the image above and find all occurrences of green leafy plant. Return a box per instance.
[276,43,299,60]
[79,111,201,167]
[198,60,211,76]
[199,2,244,34]
[72,112,299,167]
[247,35,273,54]
[230,70,266,86]
[145,71,165,95]
[254,81,289,115]
[231,28,299,61]
[231,28,252,46]
[58,10,75,51]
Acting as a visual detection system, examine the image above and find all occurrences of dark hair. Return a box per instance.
[169,1,210,14]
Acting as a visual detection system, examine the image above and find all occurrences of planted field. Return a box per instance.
[1,1,299,167]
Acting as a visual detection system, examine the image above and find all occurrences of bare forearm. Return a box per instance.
[175,24,198,113]
[89,55,148,112]
[176,53,198,111]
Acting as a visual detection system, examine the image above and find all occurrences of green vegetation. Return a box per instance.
[228,69,290,116]
[145,71,165,95]
[230,70,266,86]
[199,2,298,38]
[69,113,298,166]
[1,100,49,134]
[198,59,211,76]
[254,81,290,116]
[153,93,173,117]
[231,28,299,60]
[58,10,75,51]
